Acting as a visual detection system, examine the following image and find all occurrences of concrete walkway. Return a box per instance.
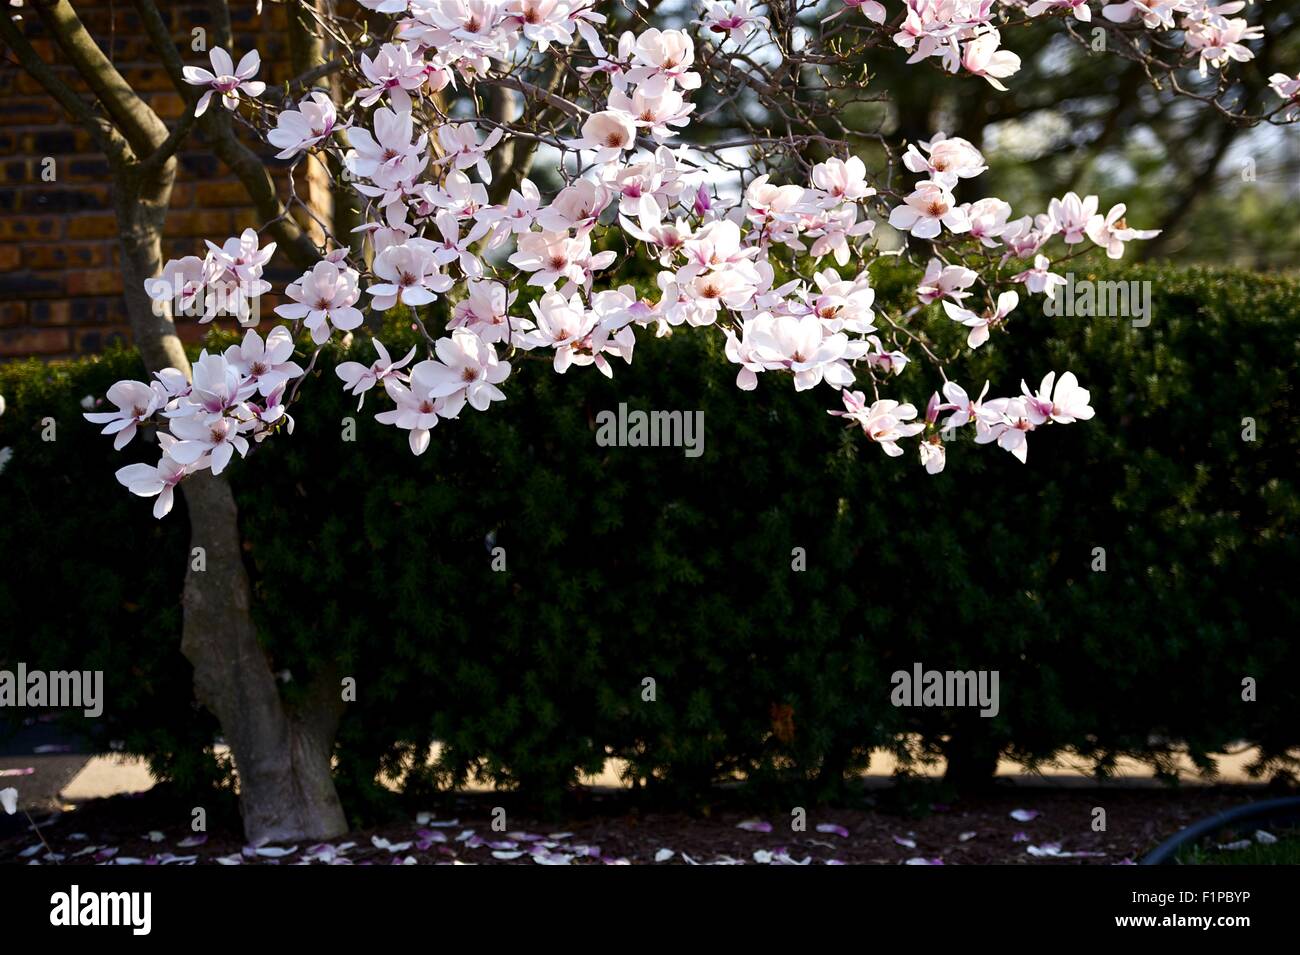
[2,738,1283,815]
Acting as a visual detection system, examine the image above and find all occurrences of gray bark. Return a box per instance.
[113,148,347,846]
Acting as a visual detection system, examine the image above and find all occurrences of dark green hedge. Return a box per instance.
[2,263,1297,810]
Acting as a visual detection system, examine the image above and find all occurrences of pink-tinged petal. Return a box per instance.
[153,486,175,519]
[112,423,138,451]
[816,824,850,838]
[1009,809,1039,822]
[736,820,772,833]
[209,441,234,475]
[249,844,298,857]
[401,287,436,307]
[182,66,215,86]
[235,49,261,78]
[209,47,234,76]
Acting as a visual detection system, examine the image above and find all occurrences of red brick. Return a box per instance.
[149,93,189,120]
[165,209,233,237]
[0,216,59,240]
[65,214,119,239]
[21,244,109,270]
[195,180,255,208]
[74,325,131,355]
[66,269,123,296]
[0,302,28,328]
[28,301,73,326]
[0,328,70,357]
[1,0,294,361]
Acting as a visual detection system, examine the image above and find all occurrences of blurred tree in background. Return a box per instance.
[662,0,1300,269]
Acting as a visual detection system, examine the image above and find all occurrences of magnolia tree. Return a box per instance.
[56,0,1299,840]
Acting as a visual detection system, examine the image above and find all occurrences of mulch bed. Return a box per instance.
[1,783,1282,865]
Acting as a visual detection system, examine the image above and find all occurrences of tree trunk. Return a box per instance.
[942,725,1001,793]
[115,163,347,844]
[179,473,347,843]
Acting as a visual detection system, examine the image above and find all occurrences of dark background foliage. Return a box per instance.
[2,263,1297,817]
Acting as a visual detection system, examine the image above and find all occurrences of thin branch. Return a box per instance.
[0,11,132,164]
[32,0,168,155]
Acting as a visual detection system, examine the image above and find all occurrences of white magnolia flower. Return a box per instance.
[182,47,265,116]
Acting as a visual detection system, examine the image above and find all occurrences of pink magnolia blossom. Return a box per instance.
[1012,255,1068,299]
[917,258,977,305]
[830,391,924,457]
[940,379,990,431]
[358,43,429,111]
[169,407,252,476]
[566,110,638,163]
[115,435,205,519]
[267,92,339,159]
[902,134,987,185]
[943,291,1018,349]
[224,326,305,397]
[374,368,451,456]
[336,338,417,409]
[889,181,971,240]
[1270,72,1300,121]
[811,156,874,203]
[1046,192,1099,244]
[1021,371,1096,425]
[1025,0,1091,21]
[420,329,512,414]
[84,380,166,449]
[698,0,769,45]
[450,279,519,344]
[961,30,1021,90]
[628,29,701,94]
[182,47,265,116]
[368,243,453,311]
[277,260,365,344]
[1085,204,1160,259]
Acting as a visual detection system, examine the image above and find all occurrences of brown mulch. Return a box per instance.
[1,783,1282,865]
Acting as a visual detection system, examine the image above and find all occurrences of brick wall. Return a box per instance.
[0,1,307,360]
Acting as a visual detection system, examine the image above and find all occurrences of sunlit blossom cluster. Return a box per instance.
[90,328,303,516]
[90,0,1287,515]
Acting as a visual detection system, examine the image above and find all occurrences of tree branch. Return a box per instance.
[0,10,132,164]
[128,0,189,94]
[31,0,168,155]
